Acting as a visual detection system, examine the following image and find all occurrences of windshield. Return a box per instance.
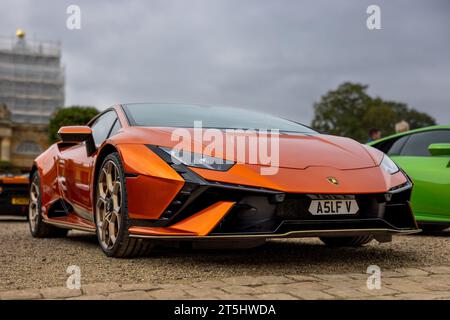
[122,103,316,133]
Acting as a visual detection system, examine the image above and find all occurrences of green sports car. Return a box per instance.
[368,126,450,231]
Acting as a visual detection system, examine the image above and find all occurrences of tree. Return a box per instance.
[48,106,99,143]
[311,83,373,141]
[362,98,397,135]
[311,82,436,142]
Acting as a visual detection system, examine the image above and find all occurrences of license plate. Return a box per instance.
[12,197,29,205]
[308,199,359,215]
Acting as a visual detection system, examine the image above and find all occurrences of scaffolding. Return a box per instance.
[0,35,65,124]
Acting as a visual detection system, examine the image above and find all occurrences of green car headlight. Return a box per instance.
[380,155,400,175]
[159,147,235,171]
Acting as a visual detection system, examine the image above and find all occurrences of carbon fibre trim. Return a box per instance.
[129,228,420,240]
[43,219,96,233]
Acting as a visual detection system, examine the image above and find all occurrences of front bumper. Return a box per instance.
[128,152,419,239]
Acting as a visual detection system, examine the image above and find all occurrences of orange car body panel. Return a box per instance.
[125,174,183,220]
[117,144,183,180]
[58,126,93,135]
[129,201,235,236]
[113,127,380,168]
[33,104,411,237]
[116,144,185,219]
[190,165,407,194]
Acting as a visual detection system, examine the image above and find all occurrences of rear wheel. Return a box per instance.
[95,152,153,258]
[320,235,373,247]
[29,171,68,238]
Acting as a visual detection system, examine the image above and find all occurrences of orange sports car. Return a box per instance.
[0,174,29,217]
[29,103,418,257]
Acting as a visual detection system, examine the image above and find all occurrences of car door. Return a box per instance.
[387,130,450,222]
[58,111,119,220]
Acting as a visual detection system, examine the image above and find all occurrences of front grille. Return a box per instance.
[212,186,416,234]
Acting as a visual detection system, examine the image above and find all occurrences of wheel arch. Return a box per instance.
[31,144,60,208]
[92,144,120,196]
[29,164,38,186]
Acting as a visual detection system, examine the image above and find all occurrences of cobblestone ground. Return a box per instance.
[1,221,449,300]
[2,266,450,300]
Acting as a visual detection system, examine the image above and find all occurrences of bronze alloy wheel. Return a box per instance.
[94,152,153,257]
[28,172,67,238]
[96,159,122,250]
[28,179,40,233]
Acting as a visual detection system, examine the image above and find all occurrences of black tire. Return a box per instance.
[28,171,68,238]
[320,235,373,247]
[94,152,153,258]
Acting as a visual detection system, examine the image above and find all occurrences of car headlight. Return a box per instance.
[380,155,399,175]
[159,147,235,171]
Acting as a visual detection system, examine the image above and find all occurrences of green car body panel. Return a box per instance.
[368,126,450,225]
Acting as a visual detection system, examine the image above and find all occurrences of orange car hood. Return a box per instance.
[115,127,380,170]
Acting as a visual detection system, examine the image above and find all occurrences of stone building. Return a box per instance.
[0,29,64,171]
[0,104,49,170]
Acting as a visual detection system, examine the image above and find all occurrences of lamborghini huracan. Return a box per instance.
[29,103,419,257]
[369,126,450,231]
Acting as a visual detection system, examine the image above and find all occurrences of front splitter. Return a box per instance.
[129,227,420,240]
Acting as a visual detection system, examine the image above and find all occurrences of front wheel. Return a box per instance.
[95,152,153,258]
[320,235,373,247]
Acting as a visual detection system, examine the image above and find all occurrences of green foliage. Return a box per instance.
[311,82,436,142]
[311,83,372,140]
[48,106,99,143]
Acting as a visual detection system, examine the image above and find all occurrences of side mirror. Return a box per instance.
[57,126,96,156]
[58,126,92,143]
[428,143,450,156]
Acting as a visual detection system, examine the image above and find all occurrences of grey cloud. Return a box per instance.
[0,0,449,124]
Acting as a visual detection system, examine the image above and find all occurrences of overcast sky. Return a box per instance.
[1,0,449,125]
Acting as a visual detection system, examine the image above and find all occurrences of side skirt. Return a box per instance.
[43,218,96,233]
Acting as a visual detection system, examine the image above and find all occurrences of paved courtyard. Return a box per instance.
[1,221,449,300]
[2,266,450,300]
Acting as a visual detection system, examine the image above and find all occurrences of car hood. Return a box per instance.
[114,127,380,170]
